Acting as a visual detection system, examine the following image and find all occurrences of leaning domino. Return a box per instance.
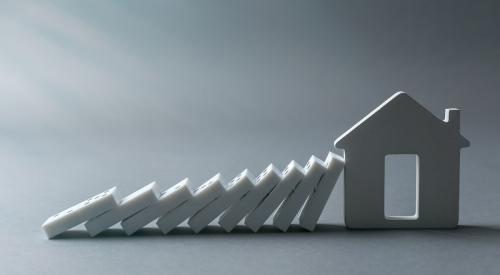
[121,178,193,235]
[156,174,225,234]
[84,182,160,236]
[188,169,255,233]
[41,187,119,239]
[299,152,344,231]
[218,164,282,232]
[273,155,326,232]
[245,161,305,232]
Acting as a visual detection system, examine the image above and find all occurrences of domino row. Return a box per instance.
[42,152,344,239]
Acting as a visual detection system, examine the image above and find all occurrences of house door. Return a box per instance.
[384,154,419,220]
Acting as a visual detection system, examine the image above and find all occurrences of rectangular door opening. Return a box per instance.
[384,154,419,220]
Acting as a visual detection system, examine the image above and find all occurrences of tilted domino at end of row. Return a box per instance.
[41,187,120,239]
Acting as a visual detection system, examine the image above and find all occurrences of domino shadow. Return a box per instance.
[50,224,500,241]
[51,224,347,239]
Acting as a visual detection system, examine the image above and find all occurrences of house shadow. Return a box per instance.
[50,224,500,240]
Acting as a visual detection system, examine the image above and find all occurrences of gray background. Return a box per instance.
[1,0,500,274]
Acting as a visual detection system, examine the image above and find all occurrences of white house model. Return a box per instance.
[335,92,470,229]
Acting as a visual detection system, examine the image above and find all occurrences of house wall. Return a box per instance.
[417,149,460,228]
[344,148,385,227]
[344,146,461,229]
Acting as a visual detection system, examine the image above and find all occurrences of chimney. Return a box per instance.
[444,108,461,130]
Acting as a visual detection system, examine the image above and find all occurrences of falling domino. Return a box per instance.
[41,187,119,239]
[273,155,326,232]
[188,169,255,233]
[121,178,193,235]
[244,161,305,232]
[156,174,225,234]
[299,152,344,231]
[218,164,282,232]
[42,158,339,237]
[84,182,160,237]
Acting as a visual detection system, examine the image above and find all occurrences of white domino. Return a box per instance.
[84,182,160,236]
[218,164,282,232]
[273,155,326,232]
[156,174,225,234]
[121,178,193,235]
[41,187,119,239]
[245,161,305,232]
[188,170,255,233]
[299,152,344,231]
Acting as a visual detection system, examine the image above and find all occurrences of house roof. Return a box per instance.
[334,92,470,149]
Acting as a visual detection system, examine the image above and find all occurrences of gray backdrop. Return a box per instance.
[1,0,499,274]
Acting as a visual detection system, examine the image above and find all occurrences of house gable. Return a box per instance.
[334,92,470,151]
